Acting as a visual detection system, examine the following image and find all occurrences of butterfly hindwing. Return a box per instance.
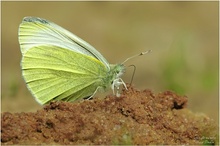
[22,45,108,104]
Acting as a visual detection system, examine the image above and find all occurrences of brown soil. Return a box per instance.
[1,85,218,145]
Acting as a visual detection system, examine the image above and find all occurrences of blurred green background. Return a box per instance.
[1,2,218,122]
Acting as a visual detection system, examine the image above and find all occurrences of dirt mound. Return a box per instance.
[1,86,218,145]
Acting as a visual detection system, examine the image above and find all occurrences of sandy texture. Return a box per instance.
[1,86,218,145]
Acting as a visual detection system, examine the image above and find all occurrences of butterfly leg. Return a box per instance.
[86,86,101,100]
[112,78,127,97]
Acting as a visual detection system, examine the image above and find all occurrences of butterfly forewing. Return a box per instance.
[19,17,110,70]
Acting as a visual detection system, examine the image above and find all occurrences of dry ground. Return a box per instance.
[1,85,218,145]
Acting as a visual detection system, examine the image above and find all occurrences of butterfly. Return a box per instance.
[19,17,150,104]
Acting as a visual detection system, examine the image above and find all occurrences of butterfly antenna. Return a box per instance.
[128,65,136,85]
[122,50,152,64]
